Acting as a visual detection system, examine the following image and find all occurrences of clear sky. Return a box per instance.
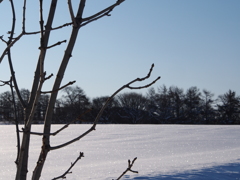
[0,0,239,99]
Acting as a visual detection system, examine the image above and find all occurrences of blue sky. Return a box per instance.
[0,0,239,99]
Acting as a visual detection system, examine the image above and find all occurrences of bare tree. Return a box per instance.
[91,96,117,123]
[58,86,90,123]
[116,92,148,123]
[0,1,160,180]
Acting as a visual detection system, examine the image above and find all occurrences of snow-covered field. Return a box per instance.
[0,124,240,180]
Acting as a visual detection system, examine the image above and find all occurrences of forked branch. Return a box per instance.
[0,79,11,86]
[115,157,138,180]
[82,0,125,22]
[92,63,160,129]
[41,81,76,94]
[79,0,125,28]
[52,152,84,180]
[0,35,7,44]
[68,0,77,27]
[49,63,160,151]
[0,33,23,64]
[44,73,53,81]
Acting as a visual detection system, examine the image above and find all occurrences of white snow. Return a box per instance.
[0,125,240,180]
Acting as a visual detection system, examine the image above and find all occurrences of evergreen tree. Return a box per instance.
[201,89,216,124]
[184,86,202,123]
[155,85,172,123]
[217,90,240,124]
[168,86,185,123]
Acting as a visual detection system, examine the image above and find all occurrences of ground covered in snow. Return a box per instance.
[0,125,240,180]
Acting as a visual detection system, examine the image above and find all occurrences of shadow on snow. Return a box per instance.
[123,161,240,180]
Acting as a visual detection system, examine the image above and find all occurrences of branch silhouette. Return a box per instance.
[49,64,159,151]
[52,152,84,180]
[114,157,138,180]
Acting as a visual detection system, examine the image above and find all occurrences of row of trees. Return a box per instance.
[1,85,240,124]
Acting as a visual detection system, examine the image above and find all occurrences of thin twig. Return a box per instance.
[22,0,26,33]
[39,0,44,39]
[0,0,125,63]
[41,81,76,94]
[80,11,112,28]
[45,40,67,49]
[79,0,125,28]
[82,0,125,22]
[0,79,11,86]
[8,0,16,43]
[0,33,23,63]
[115,157,138,180]
[0,23,71,63]
[0,35,7,44]
[44,73,53,81]
[24,22,73,35]
[52,152,84,180]
[0,0,25,63]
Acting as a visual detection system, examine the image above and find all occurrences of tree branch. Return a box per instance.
[0,35,7,44]
[22,0,26,33]
[79,0,125,28]
[8,0,16,43]
[17,1,60,179]
[27,0,59,121]
[41,81,76,94]
[0,76,21,164]
[24,22,73,35]
[67,0,77,27]
[45,40,67,49]
[20,108,92,136]
[9,78,21,165]
[75,0,86,25]
[32,2,89,177]
[80,11,112,28]
[49,63,159,151]
[44,73,53,81]
[0,79,11,86]
[115,157,138,180]
[5,0,27,108]
[0,33,23,64]
[52,152,84,180]
[82,0,125,22]
[92,63,160,130]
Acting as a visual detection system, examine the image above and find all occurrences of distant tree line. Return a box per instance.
[0,85,240,124]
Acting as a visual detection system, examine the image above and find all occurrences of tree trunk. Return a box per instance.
[15,1,58,179]
[32,26,81,180]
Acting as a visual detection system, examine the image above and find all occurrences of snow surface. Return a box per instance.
[0,125,240,180]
